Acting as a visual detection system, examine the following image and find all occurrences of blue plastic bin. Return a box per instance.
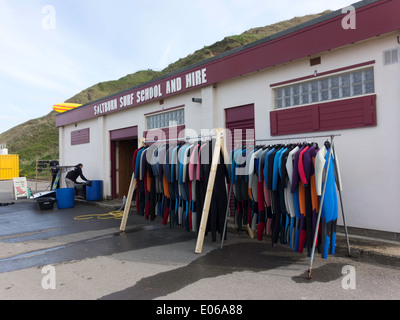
[56,188,75,209]
[86,180,103,201]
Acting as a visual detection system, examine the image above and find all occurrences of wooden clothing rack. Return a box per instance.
[194,128,229,254]
[119,130,229,238]
[119,138,146,232]
[120,128,245,253]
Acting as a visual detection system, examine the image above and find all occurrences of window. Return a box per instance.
[274,67,375,109]
[146,109,184,130]
[383,48,400,66]
[71,128,90,146]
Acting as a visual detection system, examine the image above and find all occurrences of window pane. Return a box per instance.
[156,117,161,128]
[330,76,339,88]
[331,88,340,100]
[352,71,363,84]
[310,81,319,102]
[178,110,184,124]
[311,81,319,92]
[341,74,350,86]
[284,96,291,107]
[342,86,351,98]
[320,78,329,90]
[320,78,329,101]
[301,93,309,105]
[353,83,363,96]
[275,88,283,99]
[311,92,319,103]
[275,99,283,109]
[293,96,299,106]
[365,81,375,94]
[364,68,374,81]
[341,74,351,98]
[301,83,309,93]
[283,87,291,108]
[321,90,329,101]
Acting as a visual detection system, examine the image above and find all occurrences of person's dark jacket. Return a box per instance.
[66,165,88,183]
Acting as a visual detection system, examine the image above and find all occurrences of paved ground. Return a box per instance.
[0,180,399,302]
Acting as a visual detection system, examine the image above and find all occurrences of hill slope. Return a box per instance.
[0,10,331,178]
[0,111,59,177]
[66,11,331,105]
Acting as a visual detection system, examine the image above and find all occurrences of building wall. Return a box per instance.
[209,32,399,233]
[59,32,400,233]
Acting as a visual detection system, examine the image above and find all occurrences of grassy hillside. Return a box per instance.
[160,11,331,75]
[0,10,331,178]
[66,11,330,105]
[66,70,161,105]
[0,111,59,178]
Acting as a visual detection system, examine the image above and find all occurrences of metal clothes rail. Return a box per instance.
[143,134,216,144]
[244,133,342,143]
[243,133,349,280]
[120,132,350,280]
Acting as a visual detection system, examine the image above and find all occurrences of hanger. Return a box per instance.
[324,140,331,149]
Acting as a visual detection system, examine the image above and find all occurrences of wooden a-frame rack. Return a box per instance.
[119,129,233,254]
[119,137,146,232]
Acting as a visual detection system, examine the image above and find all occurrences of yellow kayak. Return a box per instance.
[53,103,82,113]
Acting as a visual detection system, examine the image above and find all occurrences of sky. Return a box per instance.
[0,0,354,135]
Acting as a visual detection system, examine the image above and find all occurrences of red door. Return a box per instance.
[225,104,255,217]
[110,126,138,199]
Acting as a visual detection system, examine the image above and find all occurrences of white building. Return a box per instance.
[57,0,400,235]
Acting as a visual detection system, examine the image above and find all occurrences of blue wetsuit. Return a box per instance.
[320,149,338,259]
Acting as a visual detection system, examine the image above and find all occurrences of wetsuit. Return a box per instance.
[286,146,299,249]
[315,146,341,259]
[291,146,306,252]
[199,139,230,242]
[298,146,319,256]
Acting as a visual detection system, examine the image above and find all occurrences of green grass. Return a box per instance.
[0,111,59,178]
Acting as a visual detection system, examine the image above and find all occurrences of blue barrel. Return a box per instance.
[56,188,75,209]
[86,180,103,201]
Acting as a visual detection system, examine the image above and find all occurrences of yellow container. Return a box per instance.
[0,155,19,180]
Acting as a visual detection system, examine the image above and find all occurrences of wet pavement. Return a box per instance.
[0,196,195,274]
[0,180,399,301]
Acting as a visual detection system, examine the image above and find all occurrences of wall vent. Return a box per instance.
[383,48,400,66]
